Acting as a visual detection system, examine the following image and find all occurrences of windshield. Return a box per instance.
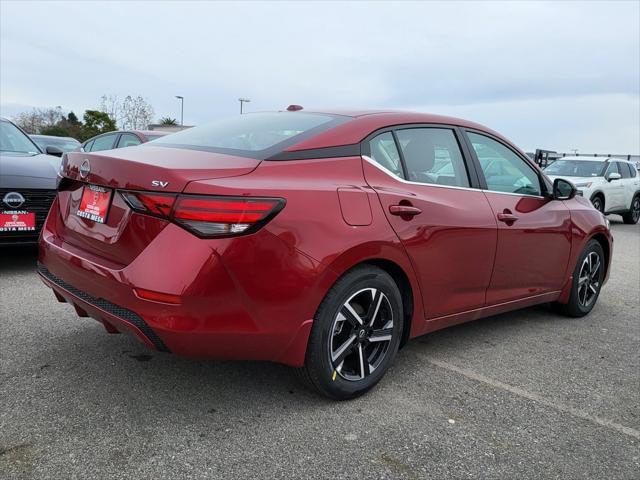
[544,160,606,177]
[149,112,348,158]
[32,136,80,153]
[0,121,40,155]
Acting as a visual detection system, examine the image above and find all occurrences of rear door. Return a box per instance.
[463,131,572,304]
[362,126,497,319]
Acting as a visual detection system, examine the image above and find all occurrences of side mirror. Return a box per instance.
[45,145,64,157]
[553,178,577,200]
[607,172,622,182]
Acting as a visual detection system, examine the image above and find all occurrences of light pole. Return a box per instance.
[175,96,184,125]
[238,98,251,114]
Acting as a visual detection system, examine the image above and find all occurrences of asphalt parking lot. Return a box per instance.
[1,219,638,480]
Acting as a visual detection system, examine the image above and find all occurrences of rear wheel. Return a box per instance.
[622,195,640,224]
[296,265,403,400]
[590,194,604,213]
[554,239,605,317]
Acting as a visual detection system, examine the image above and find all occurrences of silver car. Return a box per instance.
[0,117,61,245]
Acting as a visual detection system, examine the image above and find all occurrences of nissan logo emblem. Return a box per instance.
[79,159,91,179]
[3,192,26,209]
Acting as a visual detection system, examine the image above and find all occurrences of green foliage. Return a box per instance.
[159,117,178,125]
[40,125,71,137]
[81,110,117,141]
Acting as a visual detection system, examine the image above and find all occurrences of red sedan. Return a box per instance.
[38,109,612,399]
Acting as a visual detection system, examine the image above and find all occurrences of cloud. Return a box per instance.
[1,1,638,151]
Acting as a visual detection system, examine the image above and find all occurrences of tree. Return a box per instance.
[12,107,64,134]
[81,110,117,141]
[100,94,155,129]
[159,117,178,125]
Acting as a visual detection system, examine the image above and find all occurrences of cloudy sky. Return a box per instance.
[1,0,639,153]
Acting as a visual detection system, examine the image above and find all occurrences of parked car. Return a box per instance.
[0,118,60,245]
[544,156,640,224]
[80,130,168,152]
[38,109,612,399]
[30,135,80,156]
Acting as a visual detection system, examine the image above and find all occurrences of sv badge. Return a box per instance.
[151,180,169,188]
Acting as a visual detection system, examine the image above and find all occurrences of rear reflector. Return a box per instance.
[121,191,285,238]
[134,288,182,305]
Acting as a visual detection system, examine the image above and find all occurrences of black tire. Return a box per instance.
[554,239,605,317]
[296,265,403,400]
[622,195,640,224]
[590,194,605,213]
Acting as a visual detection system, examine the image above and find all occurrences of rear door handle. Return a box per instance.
[389,205,422,217]
[497,212,519,223]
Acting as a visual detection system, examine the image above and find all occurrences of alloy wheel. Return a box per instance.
[577,251,601,308]
[329,288,394,381]
[592,197,603,213]
[632,197,640,223]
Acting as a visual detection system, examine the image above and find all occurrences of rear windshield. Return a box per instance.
[148,112,348,158]
[544,160,606,177]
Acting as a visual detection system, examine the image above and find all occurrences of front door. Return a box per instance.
[362,127,497,319]
[465,131,572,304]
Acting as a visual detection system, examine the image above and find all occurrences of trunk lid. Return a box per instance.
[64,146,261,193]
[54,147,261,266]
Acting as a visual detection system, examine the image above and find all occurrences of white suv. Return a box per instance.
[544,156,640,224]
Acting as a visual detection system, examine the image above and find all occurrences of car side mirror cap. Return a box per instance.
[607,172,622,181]
[553,178,577,200]
[45,145,64,157]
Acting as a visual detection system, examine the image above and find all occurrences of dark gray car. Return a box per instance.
[1,117,60,245]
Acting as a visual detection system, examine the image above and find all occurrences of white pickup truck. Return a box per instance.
[544,156,640,224]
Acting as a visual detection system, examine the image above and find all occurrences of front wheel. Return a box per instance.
[553,239,605,317]
[622,195,640,224]
[590,194,604,213]
[296,265,403,400]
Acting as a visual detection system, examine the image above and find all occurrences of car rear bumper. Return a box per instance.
[38,214,329,366]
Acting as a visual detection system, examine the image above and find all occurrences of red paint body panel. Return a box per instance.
[39,110,613,367]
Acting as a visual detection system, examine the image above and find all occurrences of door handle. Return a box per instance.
[389,205,422,217]
[497,212,519,223]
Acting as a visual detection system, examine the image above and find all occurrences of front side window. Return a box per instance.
[117,133,142,148]
[395,128,469,187]
[618,162,632,179]
[468,132,541,196]
[604,161,619,177]
[368,132,403,178]
[90,134,117,152]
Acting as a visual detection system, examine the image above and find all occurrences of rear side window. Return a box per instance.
[89,134,117,152]
[150,112,348,159]
[468,132,542,196]
[395,128,470,187]
[630,164,638,178]
[368,132,403,178]
[117,133,142,148]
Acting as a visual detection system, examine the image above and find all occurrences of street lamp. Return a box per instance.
[238,98,251,114]
[175,96,184,125]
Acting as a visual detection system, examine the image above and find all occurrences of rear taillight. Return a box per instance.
[120,191,285,238]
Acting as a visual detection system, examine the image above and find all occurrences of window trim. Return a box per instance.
[461,128,550,198]
[361,123,482,189]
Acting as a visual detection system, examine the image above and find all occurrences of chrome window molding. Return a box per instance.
[361,155,547,199]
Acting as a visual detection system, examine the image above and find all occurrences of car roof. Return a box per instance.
[559,156,626,163]
[30,134,79,141]
[284,110,512,152]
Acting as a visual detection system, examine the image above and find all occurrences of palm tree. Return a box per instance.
[159,117,178,125]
